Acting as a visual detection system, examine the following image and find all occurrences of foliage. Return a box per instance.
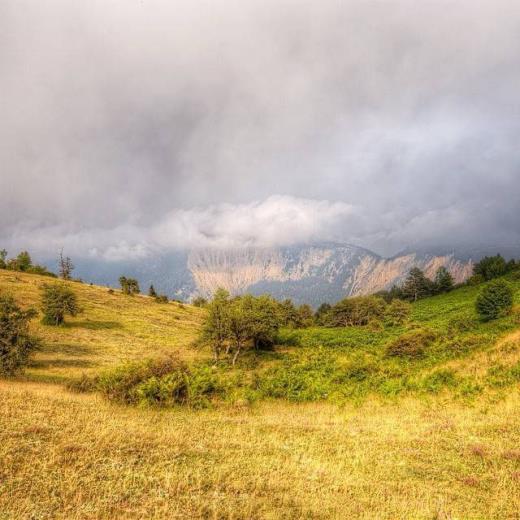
[384,299,411,327]
[192,296,208,307]
[475,280,513,321]
[385,329,437,359]
[96,356,223,408]
[155,294,169,304]
[0,293,39,375]
[402,267,434,301]
[148,284,157,297]
[434,266,454,293]
[119,276,140,295]
[41,283,79,325]
[0,249,7,269]
[314,302,332,325]
[325,296,386,327]
[473,254,508,281]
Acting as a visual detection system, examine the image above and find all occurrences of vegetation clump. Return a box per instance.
[119,276,140,295]
[385,329,436,359]
[41,283,79,325]
[475,280,513,321]
[0,293,39,375]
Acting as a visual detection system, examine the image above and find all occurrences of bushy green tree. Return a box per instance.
[41,284,79,325]
[434,266,454,293]
[473,255,507,281]
[0,294,39,375]
[202,288,231,362]
[278,299,299,327]
[402,267,433,301]
[249,295,282,350]
[295,304,314,328]
[475,280,513,321]
[119,276,140,295]
[327,296,386,327]
[314,303,332,325]
[7,251,32,272]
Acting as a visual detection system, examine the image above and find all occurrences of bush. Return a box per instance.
[473,255,508,281]
[96,357,224,408]
[119,276,140,295]
[384,299,411,327]
[155,295,169,304]
[447,313,478,334]
[475,280,513,321]
[41,283,79,325]
[385,329,437,359]
[327,296,387,327]
[0,294,39,375]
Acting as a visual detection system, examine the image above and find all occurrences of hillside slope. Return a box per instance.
[0,270,205,383]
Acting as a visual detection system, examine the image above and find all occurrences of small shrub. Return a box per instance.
[107,288,114,294]
[385,329,436,359]
[155,295,169,304]
[475,280,513,321]
[41,283,79,325]
[0,294,39,375]
[448,313,478,334]
[384,299,411,327]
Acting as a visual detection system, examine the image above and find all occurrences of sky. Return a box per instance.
[1,0,519,261]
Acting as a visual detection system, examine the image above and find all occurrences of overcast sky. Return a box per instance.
[1,0,519,260]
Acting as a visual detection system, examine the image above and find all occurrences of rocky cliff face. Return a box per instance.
[186,243,473,305]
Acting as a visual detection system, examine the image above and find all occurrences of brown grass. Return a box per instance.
[1,381,519,519]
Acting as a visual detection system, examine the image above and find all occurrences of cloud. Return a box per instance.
[3,196,356,260]
[1,0,519,258]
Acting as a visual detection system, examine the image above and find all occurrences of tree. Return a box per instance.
[41,284,79,325]
[202,288,231,362]
[249,295,282,350]
[148,284,157,297]
[192,296,208,308]
[58,250,74,280]
[475,280,513,321]
[402,268,433,301]
[7,251,32,272]
[278,299,299,327]
[473,255,507,281]
[0,249,7,269]
[0,294,39,375]
[327,296,386,327]
[227,297,252,365]
[434,266,454,293]
[295,304,314,328]
[119,276,140,295]
[315,303,332,325]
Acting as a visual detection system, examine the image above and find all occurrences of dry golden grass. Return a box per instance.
[2,270,520,518]
[0,270,205,383]
[1,381,519,519]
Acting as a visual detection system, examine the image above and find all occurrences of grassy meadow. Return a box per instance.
[1,269,520,518]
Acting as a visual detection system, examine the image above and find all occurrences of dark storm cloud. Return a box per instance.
[1,0,519,258]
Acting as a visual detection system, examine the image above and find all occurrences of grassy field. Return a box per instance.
[0,270,205,384]
[1,270,520,518]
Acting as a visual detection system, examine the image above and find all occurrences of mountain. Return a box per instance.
[61,242,479,306]
[186,243,473,305]
[51,241,520,306]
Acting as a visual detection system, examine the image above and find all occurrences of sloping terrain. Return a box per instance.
[1,269,520,519]
[0,270,205,383]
